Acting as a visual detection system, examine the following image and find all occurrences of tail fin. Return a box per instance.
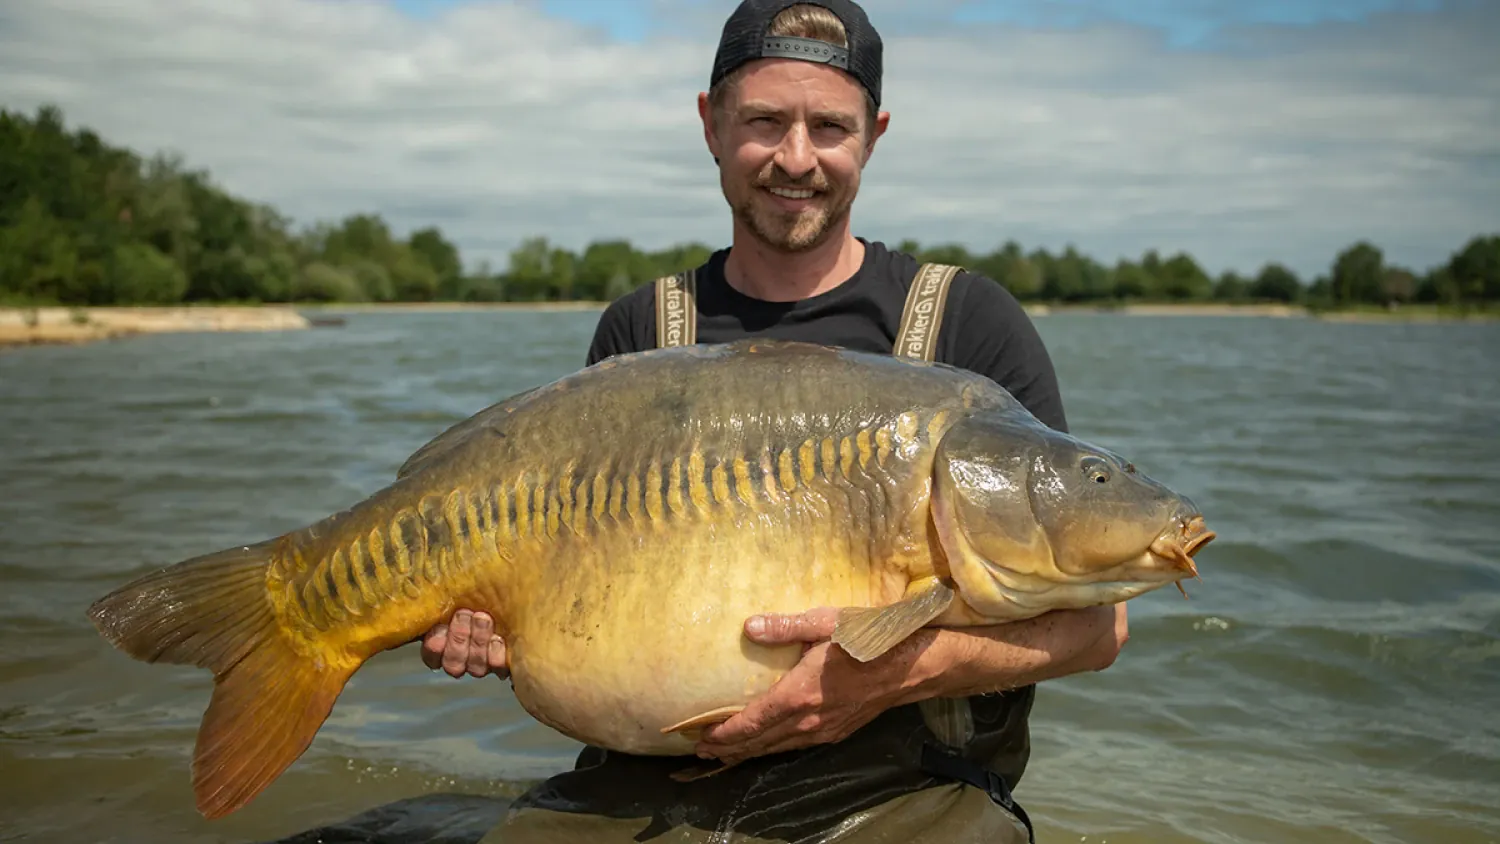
[87,539,355,819]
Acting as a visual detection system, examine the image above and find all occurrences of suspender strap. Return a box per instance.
[654,270,697,348]
[656,262,953,354]
[894,263,961,361]
[900,264,1030,836]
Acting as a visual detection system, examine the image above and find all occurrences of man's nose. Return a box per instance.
[774,122,816,180]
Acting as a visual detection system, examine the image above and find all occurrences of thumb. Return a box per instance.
[744,607,840,645]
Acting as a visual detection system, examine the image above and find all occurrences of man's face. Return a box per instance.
[700,59,889,253]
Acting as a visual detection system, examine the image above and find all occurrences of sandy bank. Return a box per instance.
[301,301,608,313]
[0,306,311,348]
[1312,309,1498,323]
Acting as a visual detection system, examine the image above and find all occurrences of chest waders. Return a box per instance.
[479,266,1037,844]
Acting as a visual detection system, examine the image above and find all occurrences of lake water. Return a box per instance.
[1,310,1497,844]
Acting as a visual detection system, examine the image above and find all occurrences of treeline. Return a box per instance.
[3,104,1497,309]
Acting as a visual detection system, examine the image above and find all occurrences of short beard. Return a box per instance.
[730,166,854,253]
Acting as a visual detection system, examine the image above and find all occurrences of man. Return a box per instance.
[424,2,1128,841]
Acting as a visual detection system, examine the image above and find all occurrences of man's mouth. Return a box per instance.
[765,186,815,200]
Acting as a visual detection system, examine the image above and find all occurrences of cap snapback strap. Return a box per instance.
[759,35,849,69]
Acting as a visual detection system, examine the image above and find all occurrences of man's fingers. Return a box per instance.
[488,635,510,679]
[421,624,448,670]
[442,610,474,677]
[699,710,814,760]
[696,708,764,753]
[744,607,840,645]
[466,612,495,677]
[424,610,507,679]
[698,677,808,748]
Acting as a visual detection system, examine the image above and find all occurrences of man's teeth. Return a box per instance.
[768,187,814,199]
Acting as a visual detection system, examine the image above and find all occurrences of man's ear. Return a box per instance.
[864,109,891,162]
[697,92,721,165]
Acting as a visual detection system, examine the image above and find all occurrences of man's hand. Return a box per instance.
[694,603,1127,763]
[420,609,509,679]
[694,608,934,763]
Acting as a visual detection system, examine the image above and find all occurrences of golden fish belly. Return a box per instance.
[496,436,937,755]
[507,505,907,754]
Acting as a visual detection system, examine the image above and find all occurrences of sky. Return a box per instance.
[1,0,1496,280]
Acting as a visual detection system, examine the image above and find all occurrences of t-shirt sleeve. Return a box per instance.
[945,274,1070,433]
[584,286,653,366]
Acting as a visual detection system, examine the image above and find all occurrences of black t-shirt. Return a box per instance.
[586,240,1069,435]
[569,238,1068,803]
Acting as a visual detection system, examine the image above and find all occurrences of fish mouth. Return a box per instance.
[1149,515,1216,597]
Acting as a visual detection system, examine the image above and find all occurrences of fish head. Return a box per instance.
[931,411,1215,618]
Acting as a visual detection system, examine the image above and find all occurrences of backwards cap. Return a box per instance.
[709,0,884,107]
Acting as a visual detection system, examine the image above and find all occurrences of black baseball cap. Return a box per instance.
[710,0,884,107]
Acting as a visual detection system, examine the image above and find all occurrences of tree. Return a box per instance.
[504,236,557,301]
[109,242,188,304]
[1213,271,1248,302]
[914,242,974,269]
[1158,252,1212,300]
[1448,234,1500,302]
[1068,247,1112,301]
[1331,241,1384,304]
[1249,263,1301,302]
[980,241,1040,300]
[1111,259,1151,300]
[409,227,463,298]
[1381,266,1417,305]
[576,239,637,302]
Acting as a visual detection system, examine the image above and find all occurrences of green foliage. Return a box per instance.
[3,104,1498,309]
[109,242,188,303]
[1213,271,1249,302]
[1332,241,1385,304]
[1158,252,1213,300]
[1250,263,1302,302]
[1448,234,1500,301]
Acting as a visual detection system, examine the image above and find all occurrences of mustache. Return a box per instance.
[756,165,830,192]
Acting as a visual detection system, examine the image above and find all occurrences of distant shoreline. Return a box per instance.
[2,300,1492,348]
[0,305,312,348]
[1029,303,1305,318]
[301,301,611,313]
[280,300,1500,322]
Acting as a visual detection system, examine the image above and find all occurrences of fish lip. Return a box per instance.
[1182,524,1218,557]
[1148,515,1215,578]
[1181,515,1216,557]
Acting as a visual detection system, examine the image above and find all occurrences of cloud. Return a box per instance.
[945,0,1457,44]
[0,0,1495,279]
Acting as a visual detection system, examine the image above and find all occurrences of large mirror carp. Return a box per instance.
[87,339,1215,819]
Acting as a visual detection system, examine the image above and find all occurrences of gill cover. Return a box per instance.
[930,412,1054,618]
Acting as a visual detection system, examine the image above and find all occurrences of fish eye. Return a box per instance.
[1081,456,1111,484]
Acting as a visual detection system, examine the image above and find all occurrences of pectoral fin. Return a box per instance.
[660,706,745,739]
[832,577,956,663]
[662,707,749,781]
